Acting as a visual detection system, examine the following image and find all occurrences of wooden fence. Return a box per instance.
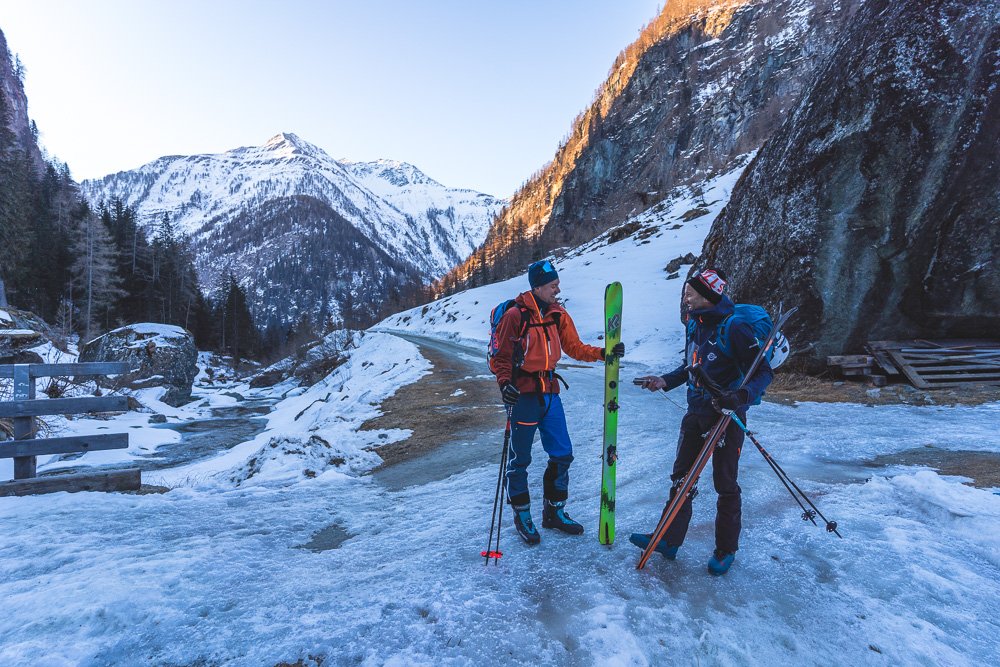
[0,362,141,497]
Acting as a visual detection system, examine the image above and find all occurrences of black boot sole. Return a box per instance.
[541,517,584,535]
[516,530,540,545]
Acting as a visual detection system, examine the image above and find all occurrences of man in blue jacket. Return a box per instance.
[632,268,773,575]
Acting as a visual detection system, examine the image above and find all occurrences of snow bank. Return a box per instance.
[153,331,430,487]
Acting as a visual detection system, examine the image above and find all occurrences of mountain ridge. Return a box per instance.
[81,133,503,326]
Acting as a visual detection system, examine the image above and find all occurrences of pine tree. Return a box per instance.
[219,274,258,364]
[68,202,124,342]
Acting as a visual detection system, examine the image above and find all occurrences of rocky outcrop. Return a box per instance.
[80,323,199,406]
[0,28,45,174]
[249,330,352,389]
[698,0,1000,367]
[0,306,56,364]
[446,0,860,289]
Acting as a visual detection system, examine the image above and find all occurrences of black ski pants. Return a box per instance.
[662,410,746,554]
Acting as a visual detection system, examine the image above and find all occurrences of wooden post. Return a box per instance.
[12,364,36,479]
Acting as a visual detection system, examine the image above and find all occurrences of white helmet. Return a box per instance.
[770,332,790,369]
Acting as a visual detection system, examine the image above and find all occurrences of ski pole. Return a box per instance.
[493,417,510,561]
[725,410,842,538]
[688,363,842,537]
[483,405,513,564]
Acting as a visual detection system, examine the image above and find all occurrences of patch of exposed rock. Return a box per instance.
[698,0,1000,367]
[80,323,198,406]
[0,306,57,364]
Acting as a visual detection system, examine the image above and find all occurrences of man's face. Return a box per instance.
[683,283,713,311]
[532,279,561,305]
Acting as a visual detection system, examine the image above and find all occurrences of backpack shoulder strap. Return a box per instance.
[515,305,530,338]
[716,313,736,359]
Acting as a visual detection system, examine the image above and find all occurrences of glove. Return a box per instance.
[714,388,749,411]
[602,342,625,360]
[501,382,521,406]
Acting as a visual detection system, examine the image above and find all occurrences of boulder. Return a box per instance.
[0,306,56,363]
[80,323,198,407]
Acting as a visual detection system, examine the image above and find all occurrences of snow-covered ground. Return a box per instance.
[2,165,999,665]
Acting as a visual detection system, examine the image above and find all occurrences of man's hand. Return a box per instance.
[634,375,667,391]
[602,342,625,361]
[714,388,749,411]
[501,382,521,406]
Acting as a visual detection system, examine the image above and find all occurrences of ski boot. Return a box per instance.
[707,549,735,575]
[541,499,584,535]
[628,533,679,560]
[512,503,540,545]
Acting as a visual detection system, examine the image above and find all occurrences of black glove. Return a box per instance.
[714,388,749,411]
[603,342,625,360]
[501,382,521,406]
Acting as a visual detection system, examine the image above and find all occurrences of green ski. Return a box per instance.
[599,282,623,545]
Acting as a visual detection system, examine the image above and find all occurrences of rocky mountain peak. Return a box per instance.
[260,132,325,159]
[80,134,503,326]
[343,159,442,189]
[441,0,857,293]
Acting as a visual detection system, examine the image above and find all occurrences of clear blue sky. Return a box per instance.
[2,1,663,197]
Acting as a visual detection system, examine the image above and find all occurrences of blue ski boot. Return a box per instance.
[512,504,540,545]
[628,533,679,560]
[707,549,735,575]
[542,500,584,535]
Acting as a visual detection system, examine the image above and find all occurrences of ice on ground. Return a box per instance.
[1,353,998,664]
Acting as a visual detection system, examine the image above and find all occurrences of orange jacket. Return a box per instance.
[493,291,603,394]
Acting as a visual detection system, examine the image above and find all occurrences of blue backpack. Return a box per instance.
[487,299,529,374]
[687,303,789,371]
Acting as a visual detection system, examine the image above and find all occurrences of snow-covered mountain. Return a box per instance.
[80,133,503,324]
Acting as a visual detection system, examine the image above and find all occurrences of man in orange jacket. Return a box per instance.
[492,260,624,544]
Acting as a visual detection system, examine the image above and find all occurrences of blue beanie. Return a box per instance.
[528,259,559,288]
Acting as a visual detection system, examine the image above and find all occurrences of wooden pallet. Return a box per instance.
[867,339,1000,389]
[827,354,875,377]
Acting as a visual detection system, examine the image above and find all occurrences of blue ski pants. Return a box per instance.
[506,393,573,507]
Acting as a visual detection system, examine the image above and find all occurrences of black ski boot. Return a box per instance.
[512,503,540,545]
[542,499,584,535]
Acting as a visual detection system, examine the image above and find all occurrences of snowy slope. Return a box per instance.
[343,159,498,263]
[80,133,503,279]
[378,156,755,367]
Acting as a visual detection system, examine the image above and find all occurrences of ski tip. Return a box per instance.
[481,550,503,559]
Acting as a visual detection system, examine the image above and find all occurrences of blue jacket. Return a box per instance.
[660,295,774,415]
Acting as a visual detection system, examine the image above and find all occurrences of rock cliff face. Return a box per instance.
[699,0,1000,366]
[449,0,860,287]
[0,28,45,174]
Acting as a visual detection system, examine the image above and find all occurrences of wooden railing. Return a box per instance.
[0,362,141,497]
